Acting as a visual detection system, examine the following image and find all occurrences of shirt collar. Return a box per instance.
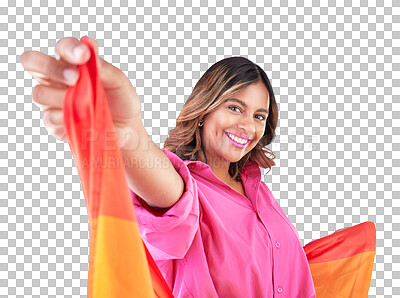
[184,159,260,179]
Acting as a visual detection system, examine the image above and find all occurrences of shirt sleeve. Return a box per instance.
[129,148,199,261]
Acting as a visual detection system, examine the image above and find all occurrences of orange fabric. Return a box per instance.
[304,222,376,297]
[63,36,173,298]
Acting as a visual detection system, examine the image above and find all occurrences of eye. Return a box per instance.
[255,114,267,121]
[228,106,241,113]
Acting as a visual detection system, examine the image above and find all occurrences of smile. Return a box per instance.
[225,132,251,148]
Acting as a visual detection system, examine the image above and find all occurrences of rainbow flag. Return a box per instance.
[304,221,376,297]
[63,36,173,298]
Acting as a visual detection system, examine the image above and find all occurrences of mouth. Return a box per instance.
[225,132,251,149]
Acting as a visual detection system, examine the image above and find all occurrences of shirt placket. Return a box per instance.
[252,189,285,296]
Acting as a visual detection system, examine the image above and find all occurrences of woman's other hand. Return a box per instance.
[333,227,350,234]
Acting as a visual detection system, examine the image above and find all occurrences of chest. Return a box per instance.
[228,180,247,197]
[196,182,306,296]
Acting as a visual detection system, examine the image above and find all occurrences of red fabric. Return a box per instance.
[304,221,376,263]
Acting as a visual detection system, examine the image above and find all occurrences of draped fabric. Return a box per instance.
[62,36,375,297]
[304,221,376,297]
[63,36,173,298]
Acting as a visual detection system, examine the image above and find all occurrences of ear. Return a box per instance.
[199,114,209,122]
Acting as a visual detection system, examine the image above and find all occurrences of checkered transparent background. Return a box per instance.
[1,0,399,297]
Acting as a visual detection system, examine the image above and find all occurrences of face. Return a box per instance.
[200,80,270,166]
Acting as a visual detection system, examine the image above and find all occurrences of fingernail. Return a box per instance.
[63,69,79,85]
[73,45,85,60]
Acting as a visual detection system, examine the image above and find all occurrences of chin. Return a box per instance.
[226,151,249,163]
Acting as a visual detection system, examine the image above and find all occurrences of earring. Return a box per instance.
[198,122,204,127]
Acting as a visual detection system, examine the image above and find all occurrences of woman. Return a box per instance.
[21,37,316,297]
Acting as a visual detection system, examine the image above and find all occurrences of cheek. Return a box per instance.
[208,117,227,137]
[250,129,265,148]
[256,126,265,140]
[202,124,223,147]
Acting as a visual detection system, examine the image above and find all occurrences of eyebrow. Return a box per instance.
[226,98,269,114]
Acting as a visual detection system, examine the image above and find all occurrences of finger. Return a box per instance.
[32,85,67,109]
[44,123,68,142]
[28,71,68,89]
[334,228,346,234]
[42,107,64,127]
[41,108,68,141]
[55,37,91,65]
[21,51,79,85]
[51,126,68,142]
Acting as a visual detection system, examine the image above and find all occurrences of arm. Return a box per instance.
[119,122,185,209]
[20,37,185,210]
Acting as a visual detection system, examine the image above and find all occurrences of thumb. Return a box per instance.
[85,38,127,89]
[97,56,128,90]
[86,37,99,56]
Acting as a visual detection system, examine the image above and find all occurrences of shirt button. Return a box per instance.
[275,241,280,248]
[277,286,283,293]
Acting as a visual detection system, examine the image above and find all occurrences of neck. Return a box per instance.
[198,149,233,184]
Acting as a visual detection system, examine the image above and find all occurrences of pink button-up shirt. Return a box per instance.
[130,149,316,297]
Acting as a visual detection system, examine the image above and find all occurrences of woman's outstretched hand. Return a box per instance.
[20,37,143,145]
[333,227,350,234]
[21,37,185,209]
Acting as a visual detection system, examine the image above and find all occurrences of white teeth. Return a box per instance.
[227,133,248,145]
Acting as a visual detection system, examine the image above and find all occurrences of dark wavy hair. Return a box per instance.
[163,56,278,181]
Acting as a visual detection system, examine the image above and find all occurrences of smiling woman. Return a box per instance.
[164,57,279,184]
[21,37,316,297]
[140,57,317,297]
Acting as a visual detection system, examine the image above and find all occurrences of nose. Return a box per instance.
[237,114,255,137]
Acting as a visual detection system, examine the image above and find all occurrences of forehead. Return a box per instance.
[228,81,269,109]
